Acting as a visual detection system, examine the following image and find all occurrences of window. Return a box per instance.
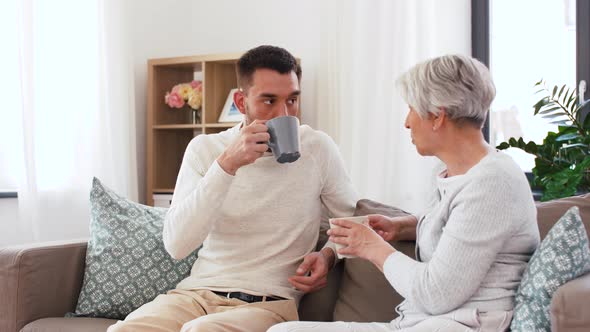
[0,0,24,193]
[473,0,590,172]
[0,0,100,195]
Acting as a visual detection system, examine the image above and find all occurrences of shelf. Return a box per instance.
[204,123,240,128]
[153,124,204,130]
[152,123,239,130]
[146,53,244,206]
[153,188,174,194]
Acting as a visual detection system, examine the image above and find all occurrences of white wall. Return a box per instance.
[0,0,471,245]
[124,0,324,203]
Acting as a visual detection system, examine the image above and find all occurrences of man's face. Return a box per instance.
[235,68,300,125]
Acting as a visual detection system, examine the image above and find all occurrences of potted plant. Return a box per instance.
[497,79,590,201]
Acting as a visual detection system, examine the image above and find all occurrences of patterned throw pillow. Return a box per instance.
[68,178,199,319]
[511,206,590,332]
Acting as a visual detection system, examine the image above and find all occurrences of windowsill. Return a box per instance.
[0,192,18,199]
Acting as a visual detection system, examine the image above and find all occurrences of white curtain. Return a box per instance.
[316,0,471,214]
[0,0,137,245]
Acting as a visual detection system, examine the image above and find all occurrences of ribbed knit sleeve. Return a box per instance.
[163,135,235,260]
[383,172,534,315]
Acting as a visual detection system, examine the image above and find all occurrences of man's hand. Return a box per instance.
[217,119,270,175]
[288,248,333,293]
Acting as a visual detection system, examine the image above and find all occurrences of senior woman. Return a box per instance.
[268,54,540,332]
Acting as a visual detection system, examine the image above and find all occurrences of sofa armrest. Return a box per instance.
[0,239,88,332]
[551,272,590,332]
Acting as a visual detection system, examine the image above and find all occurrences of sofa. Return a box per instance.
[2,196,590,332]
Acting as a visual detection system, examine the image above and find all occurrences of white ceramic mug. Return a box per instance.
[328,216,369,259]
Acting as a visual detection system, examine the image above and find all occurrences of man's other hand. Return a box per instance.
[287,249,333,293]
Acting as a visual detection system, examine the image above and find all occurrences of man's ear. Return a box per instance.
[233,89,247,115]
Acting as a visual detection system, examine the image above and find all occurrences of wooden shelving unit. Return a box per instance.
[146,52,243,206]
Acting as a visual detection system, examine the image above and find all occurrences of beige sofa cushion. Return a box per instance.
[550,272,590,332]
[332,199,413,322]
[20,317,116,332]
[536,193,590,240]
[0,240,87,332]
[298,262,344,321]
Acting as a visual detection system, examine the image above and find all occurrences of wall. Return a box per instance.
[0,0,471,245]
[125,0,324,203]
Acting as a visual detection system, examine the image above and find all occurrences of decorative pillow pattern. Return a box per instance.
[69,178,199,319]
[511,206,590,331]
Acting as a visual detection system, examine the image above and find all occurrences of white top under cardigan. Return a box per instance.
[385,151,540,329]
[163,123,358,303]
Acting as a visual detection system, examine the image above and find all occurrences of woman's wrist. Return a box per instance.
[369,242,397,272]
[396,215,418,241]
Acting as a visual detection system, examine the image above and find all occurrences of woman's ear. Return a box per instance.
[233,89,247,115]
[432,108,447,131]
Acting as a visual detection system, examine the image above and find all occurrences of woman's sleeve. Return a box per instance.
[382,176,520,315]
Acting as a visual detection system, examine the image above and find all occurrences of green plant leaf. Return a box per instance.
[560,143,588,150]
[562,88,573,105]
[533,97,550,115]
[549,119,570,125]
[534,78,544,86]
[509,137,518,146]
[567,95,578,109]
[496,142,510,150]
[552,85,558,99]
[555,133,581,141]
[525,141,538,154]
[558,84,566,99]
[538,106,564,115]
[542,113,567,119]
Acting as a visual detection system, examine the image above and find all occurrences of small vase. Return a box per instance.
[188,108,201,124]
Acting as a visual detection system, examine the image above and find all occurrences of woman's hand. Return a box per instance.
[368,214,400,241]
[327,219,396,269]
[369,214,419,242]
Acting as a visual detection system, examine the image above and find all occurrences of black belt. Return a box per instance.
[212,291,283,303]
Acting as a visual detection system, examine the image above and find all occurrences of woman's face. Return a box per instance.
[404,106,436,156]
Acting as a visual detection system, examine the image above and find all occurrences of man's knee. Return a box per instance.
[181,317,225,332]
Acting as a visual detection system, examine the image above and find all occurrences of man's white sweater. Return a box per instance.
[163,124,357,302]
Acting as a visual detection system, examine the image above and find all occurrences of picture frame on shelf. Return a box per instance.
[218,88,243,123]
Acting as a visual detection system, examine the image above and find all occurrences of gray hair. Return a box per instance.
[396,54,496,127]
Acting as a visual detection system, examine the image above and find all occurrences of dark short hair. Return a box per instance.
[236,45,301,92]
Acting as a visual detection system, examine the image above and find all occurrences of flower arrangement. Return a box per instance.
[164,80,203,123]
[165,80,203,109]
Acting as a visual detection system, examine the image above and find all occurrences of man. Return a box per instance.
[108,45,357,332]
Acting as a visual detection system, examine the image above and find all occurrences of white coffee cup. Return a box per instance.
[328,216,369,259]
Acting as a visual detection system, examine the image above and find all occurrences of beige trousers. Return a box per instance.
[107,289,299,332]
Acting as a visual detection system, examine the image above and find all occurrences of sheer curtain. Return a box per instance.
[0,0,137,244]
[316,0,471,213]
